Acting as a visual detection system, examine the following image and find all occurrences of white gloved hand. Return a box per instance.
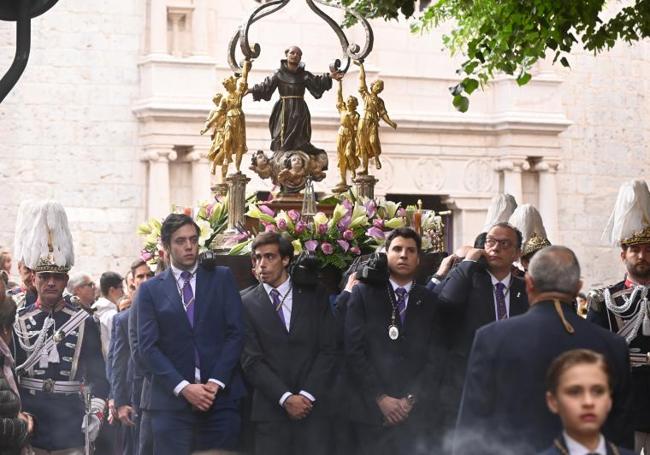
[81,414,102,442]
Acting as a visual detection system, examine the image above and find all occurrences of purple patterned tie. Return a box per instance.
[270,288,287,330]
[495,282,507,320]
[395,287,407,325]
[181,271,199,370]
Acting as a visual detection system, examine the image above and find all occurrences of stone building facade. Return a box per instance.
[0,0,648,288]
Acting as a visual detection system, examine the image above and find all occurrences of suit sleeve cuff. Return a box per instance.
[174,380,190,396]
[462,258,478,263]
[430,277,442,285]
[299,390,315,402]
[279,392,292,407]
[208,379,225,389]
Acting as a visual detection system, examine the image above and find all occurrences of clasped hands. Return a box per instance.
[376,395,414,426]
[284,394,313,420]
[181,382,220,412]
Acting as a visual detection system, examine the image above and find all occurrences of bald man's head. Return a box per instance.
[528,245,581,294]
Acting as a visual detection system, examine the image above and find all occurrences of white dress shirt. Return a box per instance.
[564,431,606,455]
[487,271,512,320]
[263,277,316,407]
[91,297,117,361]
[170,262,225,396]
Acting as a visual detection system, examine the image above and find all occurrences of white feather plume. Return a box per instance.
[482,193,518,232]
[13,200,38,265]
[602,179,650,246]
[21,201,74,270]
[508,204,548,244]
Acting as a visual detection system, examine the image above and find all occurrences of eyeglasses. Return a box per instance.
[485,238,514,249]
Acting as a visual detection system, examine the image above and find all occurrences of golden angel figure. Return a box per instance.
[204,60,252,179]
[356,62,397,174]
[200,93,226,175]
[333,79,360,193]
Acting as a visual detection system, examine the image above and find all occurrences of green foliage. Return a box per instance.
[339,0,650,111]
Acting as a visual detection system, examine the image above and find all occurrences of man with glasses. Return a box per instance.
[67,273,97,310]
[434,222,529,450]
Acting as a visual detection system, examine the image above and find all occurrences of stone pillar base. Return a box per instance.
[353,174,378,200]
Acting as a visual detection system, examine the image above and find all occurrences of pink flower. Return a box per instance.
[367,226,385,239]
[265,224,278,233]
[288,209,300,222]
[318,223,328,235]
[342,198,353,211]
[305,240,319,252]
[350,246,361,255]
[343,229,354,241]
[337,240,350,252]
[259,204,275,217]
[205,203,214,217]
[141,251,153,261]
[397,207,406,217]
[373,218,384,229]
[365,200,377,218]
[321,242,334,255]
[277,218,287,230]
[295,221,307,234]
[338,214,352,230]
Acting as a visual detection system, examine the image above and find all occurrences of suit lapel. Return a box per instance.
[403,285,423,330]
[254,284,288,334]
[161,269,192,332]
[509,278,527,316]
[478,272,497,322]
[194,266,209,327]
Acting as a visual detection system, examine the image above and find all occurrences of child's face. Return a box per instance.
[546,363,612,438]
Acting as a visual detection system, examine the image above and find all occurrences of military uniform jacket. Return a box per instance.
[588,280,650,432]
[13,301,108,451]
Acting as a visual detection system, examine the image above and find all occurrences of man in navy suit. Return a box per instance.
[455,246,633,454]
[434,222,529,444]
[135,213,245,454]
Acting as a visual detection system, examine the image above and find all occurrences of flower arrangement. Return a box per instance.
[243,196,406,269]
[137,193,448,270]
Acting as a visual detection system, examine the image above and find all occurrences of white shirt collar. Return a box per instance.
[563,431,606,455]
[263,276,292,296]
[389,279,413,294]
[488,271,512,288]
[170,262,198,281]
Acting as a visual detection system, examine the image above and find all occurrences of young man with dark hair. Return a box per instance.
[241,231,337,455]
[92,271,124,360]
[135,213,245,455]
[434,222,529,444]
[344,227,445,455]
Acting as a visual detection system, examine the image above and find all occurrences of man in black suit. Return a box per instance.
[434,221,529,442]
[241,232,338,455]
[345,227,445,455]
[455,246,633,454]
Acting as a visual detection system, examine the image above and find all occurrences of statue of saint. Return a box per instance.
[202,60,251,179]
[356,62,397,174]
[247,46,343,155]
[333,79,360,193]
[277,153,308,191]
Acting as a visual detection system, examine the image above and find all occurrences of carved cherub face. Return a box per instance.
[289,154,304,171]
[256,151,268,166]
[212,93,222,105]
[346,95,358,111]
[371,79,384,94]
[222,76,237,92]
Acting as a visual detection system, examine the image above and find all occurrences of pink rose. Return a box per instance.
[288,209,301,222]
[265,224,278,233]
[141,251,153,261]
[337,240,350,252]
[295,221,307,234]
[350,246,361,255]
[277,218,287,230]
[305,240,319,252]
[318,223,328,235]
[321,242,334,255]
[343,229,354,241]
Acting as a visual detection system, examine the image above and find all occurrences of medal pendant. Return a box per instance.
[388,325,399,341]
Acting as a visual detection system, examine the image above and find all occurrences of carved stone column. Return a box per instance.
[188,147,211,203]
[226,172,251,231]
[535,159,561,243]
[495,158,529,204]
[143,147,177,219]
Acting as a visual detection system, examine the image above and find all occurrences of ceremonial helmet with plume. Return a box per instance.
[508,204,551,259]
[602,179,650,248]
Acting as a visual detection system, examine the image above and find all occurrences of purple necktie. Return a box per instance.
[495,282,507,320]
[270,288,287,330]
[181,271,200,370]
[395,287,407,325]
